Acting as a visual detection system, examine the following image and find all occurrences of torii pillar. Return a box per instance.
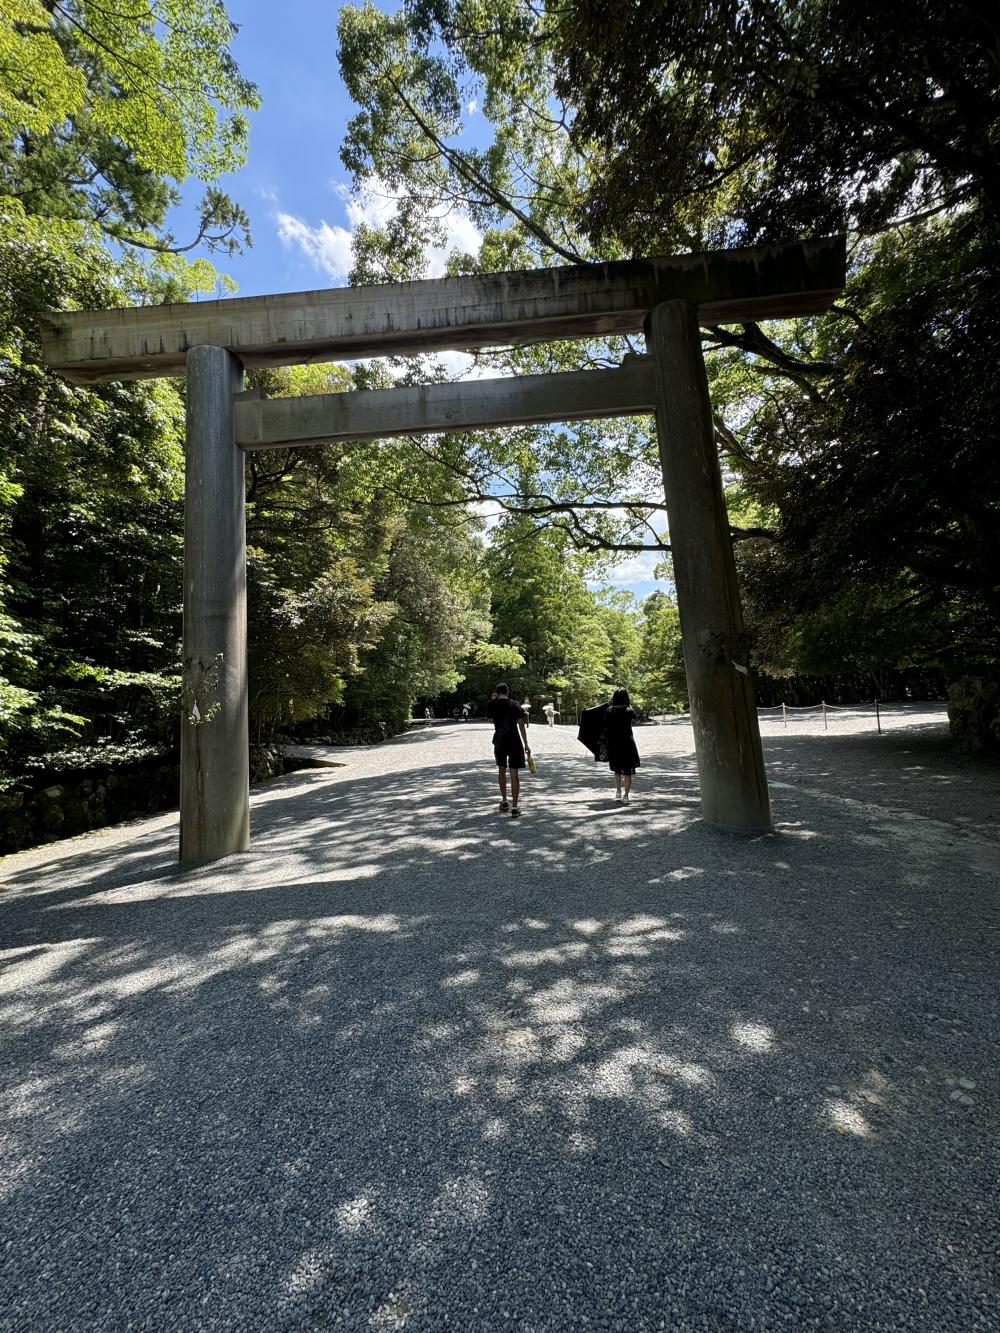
[646,301,772,832]
[179,344,249,861]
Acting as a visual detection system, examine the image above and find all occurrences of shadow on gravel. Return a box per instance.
[1,727,997,1331]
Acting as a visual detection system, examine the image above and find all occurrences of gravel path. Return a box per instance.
[1,706,998,1332]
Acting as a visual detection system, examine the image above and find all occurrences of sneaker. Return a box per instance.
[511,806,521,818]
[615,791,622,803]
[499,801,509,812]
[622,793,630,806]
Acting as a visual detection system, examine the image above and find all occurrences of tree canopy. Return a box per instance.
[553,0,1000,250]
[334,0,1000,732]
[1,0,259,253]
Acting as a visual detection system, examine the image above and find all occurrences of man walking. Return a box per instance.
[487,684,531,817]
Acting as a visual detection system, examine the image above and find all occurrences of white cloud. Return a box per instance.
[471,498,504,531]
[343,184,396,232]
[275,211,354,282]
[345,178,482,277]
[467,98,478,114]
[435,349,477,379]
[623,505,669,540]
[433,350,508,381]
[348,350,503,384]
[426,207,482,275]
[607,551,663,588]
[279,177,483,285]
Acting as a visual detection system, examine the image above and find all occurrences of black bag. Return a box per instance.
[578,702,609,761]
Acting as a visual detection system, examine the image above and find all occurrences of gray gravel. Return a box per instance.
[1,707,998,1332]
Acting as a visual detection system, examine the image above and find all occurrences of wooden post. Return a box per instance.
[645,301,773,833]
[822,700,828,730]
[782,702,788,728]
[180,345,249,862]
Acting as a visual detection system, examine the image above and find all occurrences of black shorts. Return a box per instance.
[493,732,525,769]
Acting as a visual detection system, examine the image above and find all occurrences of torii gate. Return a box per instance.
[41,237,846,862]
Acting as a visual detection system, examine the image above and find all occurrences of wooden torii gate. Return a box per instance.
[41,237,846,862]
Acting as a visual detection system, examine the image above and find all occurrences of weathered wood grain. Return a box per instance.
[646,300,773,833]
[180,345,250,863]
[41,238,846,382]
[235,360,657,450]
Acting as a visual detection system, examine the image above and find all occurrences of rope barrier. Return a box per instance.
[757,699,884,734]
[758,701,881,711]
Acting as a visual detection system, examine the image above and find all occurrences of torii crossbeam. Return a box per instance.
[41,237,846,862]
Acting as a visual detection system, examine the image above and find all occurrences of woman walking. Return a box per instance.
[606,688,640,804]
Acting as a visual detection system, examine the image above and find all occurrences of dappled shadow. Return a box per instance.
[761,722,1000,845]
[1,819,178,892]
[1,724,997,1330]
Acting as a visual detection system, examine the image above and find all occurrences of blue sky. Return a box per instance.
[183,0,366,298]
[175,0,664,599]
[181,0,489,299]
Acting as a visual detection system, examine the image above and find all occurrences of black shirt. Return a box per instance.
[487,698,526,734]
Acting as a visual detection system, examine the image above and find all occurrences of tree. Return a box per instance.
[546,0,1000,719]
[0,0,256,792]
[336,1,670,561]
[552,0,1000,251]
[485,511,613,706]
[726,217,1000,691]
[342,510,492,731]
[1,0,259,255]
[595,590,643,695]
[334,2,1000,726]
[242,363,492,738]
[635,593,687,715]
[0,204,194,771]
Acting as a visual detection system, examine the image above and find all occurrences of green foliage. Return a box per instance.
[335,0,1000,729]
[339,0,589,267]
[336,2,668,564]
[1,0,259,254]
[545,0,1000,702]
[635,593,687,715]
[727,216,1000,688]
[595,590,643,695]
[0,0,256,802]
[467,641,525,673]
[551,0,1000,250]
[0,1,84,139]
[485,512,613,706]
[1,0,502,827]
[7,0,998,842]
[947,677,1000,755]
[342,511,491,730]
[0,201,192,773]
[243,364,493,739]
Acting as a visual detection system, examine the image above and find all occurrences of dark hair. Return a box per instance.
[494,682,509,696]
[610,688,631,707]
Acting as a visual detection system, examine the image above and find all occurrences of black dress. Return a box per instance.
[605,705,640,775]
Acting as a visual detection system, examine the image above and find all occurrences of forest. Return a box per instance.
[1,0,998,849]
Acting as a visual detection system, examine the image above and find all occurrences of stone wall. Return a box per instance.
[0,743,290,855]
[0,755,181,854]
